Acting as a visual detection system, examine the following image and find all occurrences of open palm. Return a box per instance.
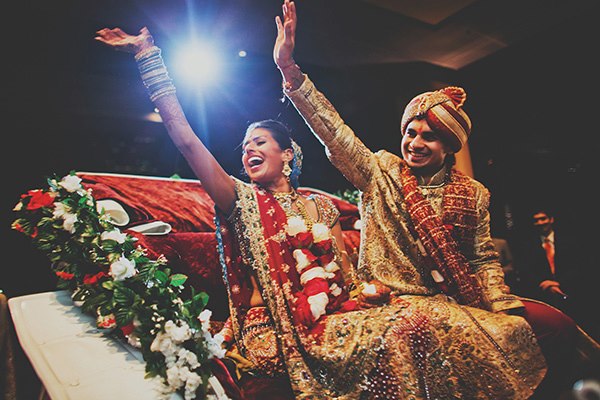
[95,27,154,54]
[274,0,297,68]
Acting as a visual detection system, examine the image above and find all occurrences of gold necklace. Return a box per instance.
[271,189,298,212]
[293,197,314,230]
[271,189,314,229]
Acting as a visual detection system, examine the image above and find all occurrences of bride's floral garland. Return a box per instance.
[285,217,351,326]
[11,172,228,400]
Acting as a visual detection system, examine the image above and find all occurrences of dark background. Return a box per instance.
[4,0,598,297]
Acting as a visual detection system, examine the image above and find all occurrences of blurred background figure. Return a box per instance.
[571,379,600,400]
[514,207,599,342]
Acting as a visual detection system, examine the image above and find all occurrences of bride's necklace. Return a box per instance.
[271,189,314,229]
[272,189,298,210]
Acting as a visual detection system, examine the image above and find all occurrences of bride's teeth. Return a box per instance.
[248,156,263,166]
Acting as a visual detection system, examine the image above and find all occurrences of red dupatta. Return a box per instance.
[215,184,334,351]
[399,162,486,309]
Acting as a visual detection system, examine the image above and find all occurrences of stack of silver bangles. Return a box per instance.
[134,46,176,102]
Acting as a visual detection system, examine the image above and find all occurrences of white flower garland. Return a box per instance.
[12,172,230,400]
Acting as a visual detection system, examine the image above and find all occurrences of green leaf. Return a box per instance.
[169,274,187,287]
[154,270,168,285]
[180,307,191,319]
[102,280,114,291]
[194,292,209,308]
[113,286,137,306]
[115,308,134,326]
[101,241,118,253]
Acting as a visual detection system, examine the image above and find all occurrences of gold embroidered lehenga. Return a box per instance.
[215,176,546,399]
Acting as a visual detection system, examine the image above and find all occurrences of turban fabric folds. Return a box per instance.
[400,86,471,152]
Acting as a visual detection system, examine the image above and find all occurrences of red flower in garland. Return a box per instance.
[288,231,314,248]
[55,270,75,280]
[83,271,108,285]
[293,292,315,327]
[286,216,349,327]
[313,238,333,254]
[303,277,330,297]
[120,323,135,337]
[23,189,56,210]
[339,299,359,312]
[12,222,25,234]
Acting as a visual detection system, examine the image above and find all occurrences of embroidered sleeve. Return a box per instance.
[285,75,377,191]
[470,186,523,312]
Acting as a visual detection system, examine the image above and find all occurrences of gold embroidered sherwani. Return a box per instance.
[281,75,547,399]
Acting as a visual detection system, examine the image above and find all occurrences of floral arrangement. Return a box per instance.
[285,217,354,326]
[11,172,228,400]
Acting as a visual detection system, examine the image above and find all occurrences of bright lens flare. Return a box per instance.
[174,41,222,88]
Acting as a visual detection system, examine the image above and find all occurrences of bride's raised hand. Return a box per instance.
[274,0,297,69]
[95,26,154,54]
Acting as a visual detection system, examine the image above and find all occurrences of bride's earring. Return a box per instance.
[282,162,292,177]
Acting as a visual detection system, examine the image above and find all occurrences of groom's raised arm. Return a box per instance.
[273,0,376,192]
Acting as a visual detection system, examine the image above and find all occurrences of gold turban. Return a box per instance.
[400,86,472,152]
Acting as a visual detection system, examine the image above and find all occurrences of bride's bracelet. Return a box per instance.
[135,46,176,102]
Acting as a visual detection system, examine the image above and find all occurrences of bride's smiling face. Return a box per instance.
[242,128,292,185]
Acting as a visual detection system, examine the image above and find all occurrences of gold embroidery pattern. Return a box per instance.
[241,307,286,376]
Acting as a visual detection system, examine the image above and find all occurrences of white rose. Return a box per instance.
[164,320,191,343]
[292,249,312,273]
[62,212,78,233]
[52,202,69,219]
[323,261,340,273]
[300,266,328,285]
[101,229,127,244]
[13,201,23,211]
[286,216,307,236]
[307,292,329,321]
[330,283,342,297]
[166,365,184,389]
[198,309,212,333]
[184,372,203,400]
[177,348,201,369]
[59,174,82,192]
[204,332,227,359]
[311,222,330,243]
[109,255,136,281]
[362,283,377,295]
[150,331,168,353]
[85,189,94,206]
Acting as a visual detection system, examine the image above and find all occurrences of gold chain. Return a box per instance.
[271,189,314,229]
[293,197,313,230]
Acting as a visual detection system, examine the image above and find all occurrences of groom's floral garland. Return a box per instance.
[11,172,228,400]
[285,217,353,326]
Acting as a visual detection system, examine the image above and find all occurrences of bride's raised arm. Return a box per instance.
[95,27,236,213]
